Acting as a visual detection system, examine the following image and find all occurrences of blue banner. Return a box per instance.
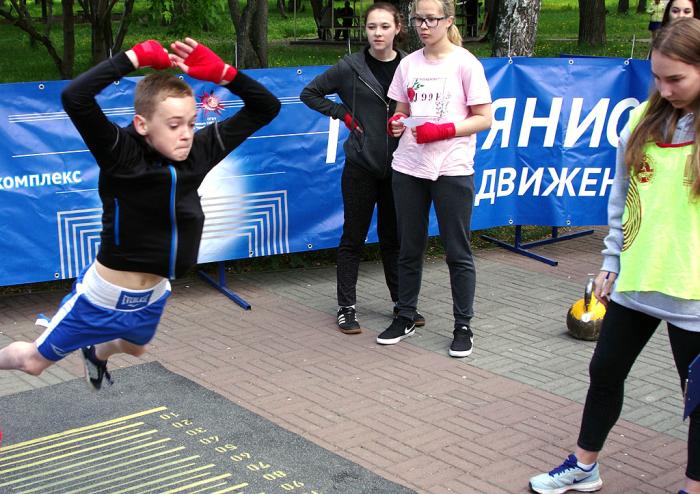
[0,58,654,287]
[473,57,652,229]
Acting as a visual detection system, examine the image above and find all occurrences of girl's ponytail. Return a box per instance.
[447,22,463,46]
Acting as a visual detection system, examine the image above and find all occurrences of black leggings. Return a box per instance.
[336,163,399,307]
[577,301,700,480]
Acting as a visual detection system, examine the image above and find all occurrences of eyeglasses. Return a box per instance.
[410,16,446,28]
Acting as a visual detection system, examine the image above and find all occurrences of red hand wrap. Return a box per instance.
[184,44,237,84]
[387,112,407,135]
[343,113,359,131]
[131,40,171,70]
[415,122,456,144]
[221,65,238,84]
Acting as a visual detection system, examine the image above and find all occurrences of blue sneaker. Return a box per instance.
[529,454,603,494]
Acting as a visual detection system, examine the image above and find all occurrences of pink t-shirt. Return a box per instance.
[388,46,492,180]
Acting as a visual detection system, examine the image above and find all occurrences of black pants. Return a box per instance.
[577,301,700,480]
[336,163,399,307]
[392,171,475,328]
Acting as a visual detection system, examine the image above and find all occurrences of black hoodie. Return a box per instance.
[300,47,405,178]
[61,52,281,279]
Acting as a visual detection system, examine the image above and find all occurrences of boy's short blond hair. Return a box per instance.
[134,72,194,119]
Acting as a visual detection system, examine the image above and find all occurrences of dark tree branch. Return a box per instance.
[112,0,134,53]
[0,3,67,76]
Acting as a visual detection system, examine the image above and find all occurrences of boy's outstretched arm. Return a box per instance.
[172,38,281,169]
[61,40,171,172]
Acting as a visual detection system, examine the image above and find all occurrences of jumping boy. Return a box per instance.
[0,37,280,390]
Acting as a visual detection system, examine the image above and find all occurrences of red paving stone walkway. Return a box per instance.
[0,228,689,493]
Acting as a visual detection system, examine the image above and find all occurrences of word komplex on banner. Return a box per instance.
[0,58,653,286]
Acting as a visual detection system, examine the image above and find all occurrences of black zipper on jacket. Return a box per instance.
[357,75,392,177]
[357,75,388,107]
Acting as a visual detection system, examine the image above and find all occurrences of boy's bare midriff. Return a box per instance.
[94,260,165,290]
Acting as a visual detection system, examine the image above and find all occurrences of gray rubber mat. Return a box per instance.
[0,362,415,494]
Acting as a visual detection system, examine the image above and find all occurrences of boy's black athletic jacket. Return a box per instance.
[62,52,280,279]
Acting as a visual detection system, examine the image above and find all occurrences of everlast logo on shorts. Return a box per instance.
[116,290,153,310]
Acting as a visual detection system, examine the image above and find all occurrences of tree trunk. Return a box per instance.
[617,0,629,13]
[277,0,286,18]
[43,0,52,35]
[91,20,107,63]
[11,0,35,45]
[228,0,252,66]
[111,0,133,53]
[286,0,302,12]
[227,0,268,69]
[101,14,113,55]
[227,0,241,54]
[240,0,258,67]
[80,0,123,63]
[309,0,324,38]
[251,0,268,68]
[636,0,647,13]
[578,0,606,45]
[397,0,422,52]
[492,0,540,56]
[0,0,74,78]
[61,0,75,78]
[483,0,498,42]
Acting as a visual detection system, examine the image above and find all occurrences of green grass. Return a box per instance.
[268,43,349,66]
[534,1,650,57]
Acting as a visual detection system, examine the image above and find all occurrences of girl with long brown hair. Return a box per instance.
[529,18,700,494]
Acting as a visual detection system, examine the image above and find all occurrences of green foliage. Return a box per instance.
[0,0,655,83]
[148,0,175,24]
[147,0,227,34]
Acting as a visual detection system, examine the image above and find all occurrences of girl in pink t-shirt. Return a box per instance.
[375,0,492,358]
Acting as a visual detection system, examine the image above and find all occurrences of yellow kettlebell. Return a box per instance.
[566,276,606,341]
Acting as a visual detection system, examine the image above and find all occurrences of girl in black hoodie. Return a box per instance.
[301,2,425,334]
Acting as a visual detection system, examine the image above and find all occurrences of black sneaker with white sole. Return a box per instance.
[81,346,113,390]
[449,326,473,357]
[337,306,361,334]
[392,306,426,327]
[377,316,415,345]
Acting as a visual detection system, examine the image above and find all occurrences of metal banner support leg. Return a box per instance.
[480,225,594,266]
[197,262,252,310]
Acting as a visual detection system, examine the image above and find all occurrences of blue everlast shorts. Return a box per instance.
[35,263,171,361]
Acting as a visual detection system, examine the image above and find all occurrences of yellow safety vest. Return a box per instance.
[617,103,700,299]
